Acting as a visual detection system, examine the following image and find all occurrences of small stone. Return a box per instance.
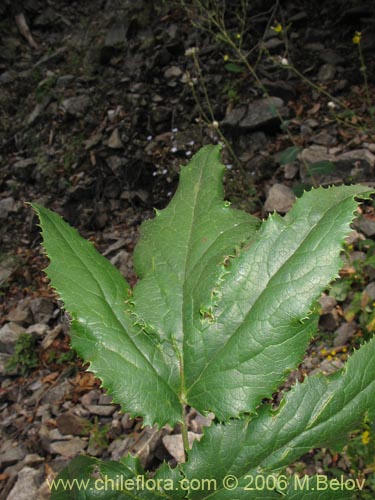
[162,432,202,463]
[0,255,17,286]
[8,298,33,325]
[81,389,100,408]
[99,393,114,405]
[333,322,357,346]
[0,322,25,354]
[222,97,289,132]
[0,197,16,219]
[221,105,247,128]
[284,163,299,179]
[121,413,134,431]
[0,441,26,468]
[26,323,48,337]
[345,230,364,245]
[60,95,91,117]
[41,380,72,405]
[311,131,335,146]
[262,38,284,50]
[56,412,89,436]
[354,215,375,237]
[0,353,16,375]
[29,297,54,324]
[264,184,296,213]
[49,437,87,457]
[164,66,183,79]
[319,310,340,332]
[86,404,117,417]
[364,282,375,301]
[7,467,41,500]
[319,295,337,314]
[107,128,124,149]
[318,63,336,81]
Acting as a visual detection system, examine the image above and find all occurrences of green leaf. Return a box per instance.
[306,161,335,176]
[31,203,182,427]
[184,183,372,418]
[279,146,301,165]
[183,336,375,499]
[224,62,244,73]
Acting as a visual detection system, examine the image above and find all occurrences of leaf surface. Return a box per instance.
[185,184,372,418]
[32,204,181,426]
[183,336,375,499]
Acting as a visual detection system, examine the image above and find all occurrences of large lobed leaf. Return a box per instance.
[33,145,372,426]
[31,204,182,426]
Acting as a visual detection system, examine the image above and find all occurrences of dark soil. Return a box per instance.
[1,1,375,498]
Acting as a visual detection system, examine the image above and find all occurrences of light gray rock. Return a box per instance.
[49,437,87,457]
[354,216,375,237]
[0,197,16,219]
[222,97,288,132]
[284,163,299,179]
[7,466,41,500]
[29,297,54,324]
[0,353,16,375]
[86,404,117,417]
[162,432,202,463]
[364,282,375,301]
[299,146,375,183]
[0,322,25,354]
[318,63,336,81]
[107,128,123,149]
[311,131,335,146]
[0,441,26,469]
[319,294,337,314]
[0,255,17,286]
[121,413,134,431]
[8,298,33,325]
[26,323,49,337]
[60,95,90,117]
[264,184,296,213]
[164,66,183,79]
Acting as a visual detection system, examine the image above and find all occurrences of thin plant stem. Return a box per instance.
[181,407,190,456]
[357,42,375,128]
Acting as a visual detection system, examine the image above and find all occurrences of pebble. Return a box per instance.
[7,467,41,500]
[49,437,87,457]
[0,322,25,354]
[162,432,202,463]
[264,184,296,213]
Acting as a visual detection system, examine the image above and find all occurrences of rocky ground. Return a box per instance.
[1,0,375,498]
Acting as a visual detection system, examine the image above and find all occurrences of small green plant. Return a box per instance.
[87,417,110,450]
[343,419,375,500]
[6,333,39,375]
[33,146,375,499]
